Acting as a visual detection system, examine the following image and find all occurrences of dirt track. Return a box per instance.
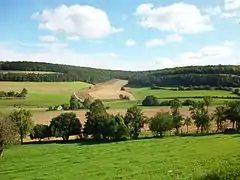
[75,79,135,101]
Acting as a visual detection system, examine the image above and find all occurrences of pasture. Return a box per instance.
[0,134,239,180]
[0,81,90,111]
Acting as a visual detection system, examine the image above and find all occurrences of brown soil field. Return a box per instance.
[75,79,135,101]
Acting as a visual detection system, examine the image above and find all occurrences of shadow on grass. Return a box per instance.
[22,132,240,146]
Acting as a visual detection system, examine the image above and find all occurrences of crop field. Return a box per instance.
[0,134,239,180]
[0,81,90,111]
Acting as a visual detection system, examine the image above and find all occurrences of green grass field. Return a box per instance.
[0,134,239,180]
[131,88,238,100]
[0,82,90,110]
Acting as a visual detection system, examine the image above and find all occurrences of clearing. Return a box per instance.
[0,134,239,180]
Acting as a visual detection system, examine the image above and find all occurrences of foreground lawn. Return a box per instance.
[0,81,90,108]
[0,134,240,180]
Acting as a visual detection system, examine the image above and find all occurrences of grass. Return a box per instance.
[0,82,90,109]
[0,134,239,180]
[131,88,238,100]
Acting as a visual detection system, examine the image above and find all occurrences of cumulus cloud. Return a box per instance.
[225,0,240,11]
[32,4,123,39]
[39,35,58,42]
[135,3,213,34]
[125,39,136,47]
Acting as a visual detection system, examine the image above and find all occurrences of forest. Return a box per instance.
[2,61,240,87]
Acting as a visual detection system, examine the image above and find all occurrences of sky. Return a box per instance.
[0,0,240,70]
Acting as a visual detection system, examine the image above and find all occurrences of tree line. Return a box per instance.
[2,62,240,87]
[0,88,28,98]
[1,97,240,157]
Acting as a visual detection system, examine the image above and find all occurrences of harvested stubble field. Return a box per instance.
[1,134,240,180]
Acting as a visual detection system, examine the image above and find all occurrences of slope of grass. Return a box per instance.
[0,82,90,109]
[131,88,238,100]
[0,134,239,180]
[0,70,60,74]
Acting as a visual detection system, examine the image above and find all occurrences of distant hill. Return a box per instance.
[0,61,135,83]
[1,61,240,87]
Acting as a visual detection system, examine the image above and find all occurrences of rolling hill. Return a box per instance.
[1,61,240,87]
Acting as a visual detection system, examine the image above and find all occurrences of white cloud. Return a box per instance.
[204,6,222,16]
[146,39,165,48]
[125,39,136,47]
[39,35,58,42]
[33,4,123,39]
[166,34,183,42]
[225,0,240,11]
[135,3,213,34]
[156,43,237,69]
[67,36,80,41]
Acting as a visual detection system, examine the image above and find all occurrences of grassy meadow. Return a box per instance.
[0,82,90,112]
[0,134,239,180]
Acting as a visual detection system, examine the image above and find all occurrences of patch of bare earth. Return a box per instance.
[75,79,135,101]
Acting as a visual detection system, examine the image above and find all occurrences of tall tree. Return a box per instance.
[9,109,33,144]
[124,106,145,139]
[183,117,192,133]
[189,101,212,133]
[170,98,182,134]
[224,101,240,130]
[214,106,227,132]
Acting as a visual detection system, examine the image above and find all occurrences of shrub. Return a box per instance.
[149,112,173,137]
[182,99,196,106]
[0,117,18,157]
[30,124,51,141]
[83,98,92,109]
[119,94,130,100]
[142,95,159,106]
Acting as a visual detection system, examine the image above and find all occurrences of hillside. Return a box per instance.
[0,61,135,83]
[1,61,240,87]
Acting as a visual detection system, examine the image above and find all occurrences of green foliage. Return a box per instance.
[50,112,81,141]
[189,101,212,133]
[214,106,227,132]
[30,124,51,141]
[149,112,173,137]
[0,88,28,98]
[69,95,83,110]
[224,101,240,130]
[0,117,18,157]
[8,109,33,144]
[183,117,192,133]
[83,98,92,109]
[142,95,159,106]
[124,106,145,139]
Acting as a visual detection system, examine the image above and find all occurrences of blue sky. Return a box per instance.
[0,0,240,70]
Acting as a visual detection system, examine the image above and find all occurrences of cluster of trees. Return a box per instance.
[48,96,92,111]
[142,96,199,107]
[1,97,240,157]
[0,88,28,98]
[0,61,135,83]
[172,86,234,91]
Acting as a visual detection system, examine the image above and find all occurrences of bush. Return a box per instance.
[119,94,130,100]
[159,100,171,106]
[182,99,196,106]
[142,95,159,106]
[0,117,18,157]
[149,112,173,137]
[83,98,92,109]
[30,124,51,141]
